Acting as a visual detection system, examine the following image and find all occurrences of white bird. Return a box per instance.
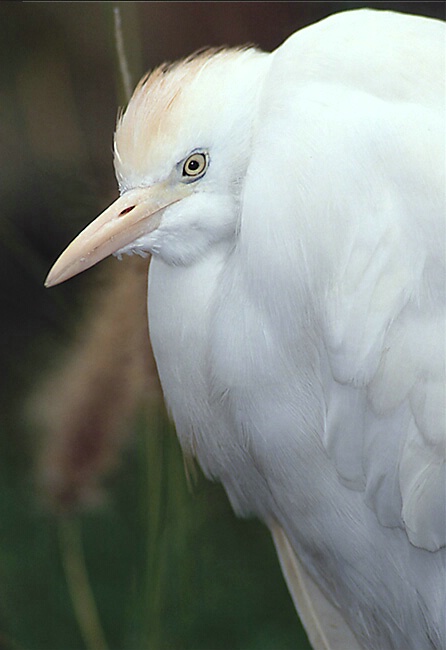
[45,9,445,650]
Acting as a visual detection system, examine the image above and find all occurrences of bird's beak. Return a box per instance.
[45,185,185,287]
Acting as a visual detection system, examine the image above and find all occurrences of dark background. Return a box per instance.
[0,3,444,649]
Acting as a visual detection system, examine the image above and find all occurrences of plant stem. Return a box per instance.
[58,517,109,650]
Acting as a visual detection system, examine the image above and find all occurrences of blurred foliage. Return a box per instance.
[0,2,444,649]
[0,411,301,650]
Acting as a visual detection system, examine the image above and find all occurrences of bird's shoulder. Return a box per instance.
[267,9,444,104]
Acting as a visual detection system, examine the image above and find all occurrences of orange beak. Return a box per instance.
[45,185,185,287]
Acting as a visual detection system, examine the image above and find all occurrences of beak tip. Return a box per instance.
[44,266,66,288]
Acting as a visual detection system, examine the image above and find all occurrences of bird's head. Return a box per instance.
[45,48,268,287]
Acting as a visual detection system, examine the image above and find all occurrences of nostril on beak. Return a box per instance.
[119,205,136,217]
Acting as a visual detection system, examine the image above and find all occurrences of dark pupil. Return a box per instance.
[188,159,200,171]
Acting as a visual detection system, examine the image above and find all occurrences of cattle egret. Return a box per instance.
[45,9,445,650]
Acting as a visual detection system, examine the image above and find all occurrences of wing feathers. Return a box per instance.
[270,522,364,650]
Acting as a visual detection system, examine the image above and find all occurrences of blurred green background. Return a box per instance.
[1,2,444,649]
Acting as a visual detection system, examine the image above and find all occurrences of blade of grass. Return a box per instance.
[113,5,132,102]
[145,408,169,649]
[58,517,109,650]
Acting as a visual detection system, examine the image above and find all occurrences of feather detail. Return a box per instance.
[270,522,364,650]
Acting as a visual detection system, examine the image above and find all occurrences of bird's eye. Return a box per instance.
[182,153,208,179]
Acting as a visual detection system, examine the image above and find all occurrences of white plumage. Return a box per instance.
[46,9,446,649]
